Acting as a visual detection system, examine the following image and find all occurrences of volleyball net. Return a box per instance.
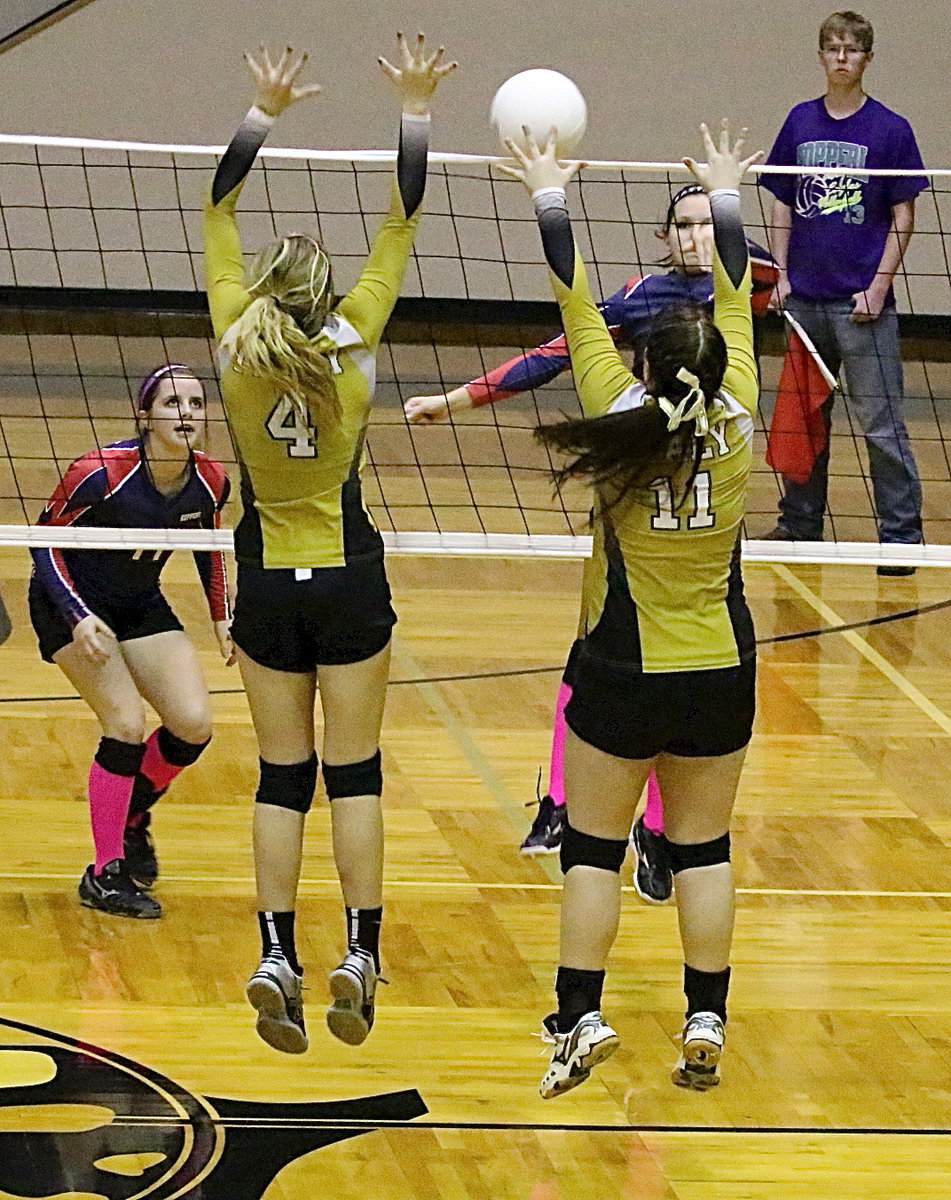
[0,131,949,566]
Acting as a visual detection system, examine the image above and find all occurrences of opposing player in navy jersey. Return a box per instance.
[404,187,776,886]
[29,365,233,918]
[404,186,776,416]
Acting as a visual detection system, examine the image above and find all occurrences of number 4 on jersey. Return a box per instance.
[266,397,318,458]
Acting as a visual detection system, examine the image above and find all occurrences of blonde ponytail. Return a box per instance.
[221,235,339,422]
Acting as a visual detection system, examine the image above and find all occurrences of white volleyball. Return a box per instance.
[490,69,588,156]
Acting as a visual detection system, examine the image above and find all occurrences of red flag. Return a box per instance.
[766,313,837,485]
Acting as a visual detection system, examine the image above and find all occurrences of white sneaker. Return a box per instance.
[672,1010,724,1090]
[539,1010,620,1099]
[327,947,377,1045]
[246,956,308,1055]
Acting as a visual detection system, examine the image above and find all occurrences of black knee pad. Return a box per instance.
[157,725,209,768]
[95,736,146,777]
[665,832,731,875]
[560,821,628,875]
[256,753,319,813]
[322,750,383,800]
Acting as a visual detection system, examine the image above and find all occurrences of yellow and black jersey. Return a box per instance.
[538,188,758,673]
[204,110,428,569]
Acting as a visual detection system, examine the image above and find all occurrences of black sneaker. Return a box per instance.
[124,813,159,889]
[876,563,916,577]
[630,816,673,904]
[759,525,816,541]
[78,859,162,919]
[520,795,565,856]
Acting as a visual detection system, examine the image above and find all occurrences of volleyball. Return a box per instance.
[490,69,588,156]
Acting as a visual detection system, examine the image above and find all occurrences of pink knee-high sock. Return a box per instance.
[140,727,187,794]
[89,763,137,872]
[643,770,665,835]
[547,683,572,809]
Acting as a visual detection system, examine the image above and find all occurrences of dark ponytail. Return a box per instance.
[536,305,727,513]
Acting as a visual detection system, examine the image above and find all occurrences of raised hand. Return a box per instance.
[244,46,322,118]
[378,32,457,115]
[494,126,584,195]
[683,119,762,194]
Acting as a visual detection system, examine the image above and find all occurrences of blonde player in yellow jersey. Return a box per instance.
[204,37,456,1054]
[497,121,762,1096]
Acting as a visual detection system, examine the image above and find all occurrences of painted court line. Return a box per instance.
[390,633,562,884]
[771,564,951,735]
[1,871,949,898]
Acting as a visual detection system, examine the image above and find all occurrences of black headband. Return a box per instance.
[664,184,706,229]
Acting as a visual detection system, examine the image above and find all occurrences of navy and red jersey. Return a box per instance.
[31,439,231,629]
[465,240,778,405]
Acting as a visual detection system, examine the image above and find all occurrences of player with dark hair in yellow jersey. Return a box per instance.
[496,121,762,1097]
[204,36,456,1055]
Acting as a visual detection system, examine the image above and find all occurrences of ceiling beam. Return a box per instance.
[0,0,97,53]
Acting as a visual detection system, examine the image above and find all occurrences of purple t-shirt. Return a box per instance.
[759,97,928,303]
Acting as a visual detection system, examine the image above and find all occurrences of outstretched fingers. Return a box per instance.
[377,54,399,82]
[493,161,523,182]
[379,31,457,93]
[503,136,531,166]
[740,149,764,173]
[521,124,543,159]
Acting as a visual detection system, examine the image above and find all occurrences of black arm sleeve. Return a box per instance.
[534,189,576,289]
[396,113,430,219]
[710,190,749,290]
[211,108,273,206]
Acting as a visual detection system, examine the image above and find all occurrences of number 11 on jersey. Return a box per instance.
[650,470,715,531]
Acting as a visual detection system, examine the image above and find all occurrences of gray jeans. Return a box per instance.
[776,297,922,544]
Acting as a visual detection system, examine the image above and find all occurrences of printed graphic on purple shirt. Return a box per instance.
[759,97,928,303]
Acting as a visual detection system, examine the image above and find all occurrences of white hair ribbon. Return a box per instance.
[656,367,708,435]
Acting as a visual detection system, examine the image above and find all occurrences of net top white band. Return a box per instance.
[0,131,947,176]
[2,526,947,567]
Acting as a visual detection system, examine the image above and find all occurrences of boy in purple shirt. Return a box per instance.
[759,10,928,573]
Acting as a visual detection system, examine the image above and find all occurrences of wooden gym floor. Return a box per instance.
[1,545,951,1198]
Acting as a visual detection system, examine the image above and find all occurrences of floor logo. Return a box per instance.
[0,1015,426,1199]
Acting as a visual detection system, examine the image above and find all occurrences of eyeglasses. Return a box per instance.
[820,44,867,57]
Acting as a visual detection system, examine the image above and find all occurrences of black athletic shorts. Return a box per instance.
[565,644,756,760]
[231,556,397,672]
[28,577,183,663]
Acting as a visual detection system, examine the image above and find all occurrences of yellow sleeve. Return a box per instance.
[550,247,637,418]
[336,183,420,352]
[713,247,758,415]
[204,182,252,342]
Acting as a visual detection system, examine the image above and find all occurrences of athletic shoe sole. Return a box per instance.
[126,859,159,891]
[246,976,308,1055]
[541,1030,620,1099]
[78,880,162,920]
[519,841,562,857]
[672,1036,722,1090]
[326,964,373,1046]
[630,829,673,906]
[631,873,673,906]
